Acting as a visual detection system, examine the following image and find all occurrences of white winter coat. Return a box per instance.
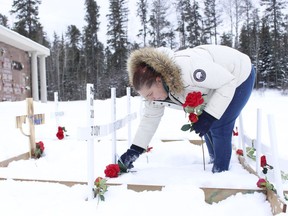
[127,45,252,149]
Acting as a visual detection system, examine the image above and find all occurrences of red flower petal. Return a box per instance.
[183,92,204,108]
[188,113,199,123]
[94,177,103,186]
[256,178,267,188]
[260,155,267,167]
[56,131,64,140]
[236,149,243,156]
[104,164,120,178]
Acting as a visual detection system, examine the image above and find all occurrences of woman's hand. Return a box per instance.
[118,144,145,172]
[193,111,216,137]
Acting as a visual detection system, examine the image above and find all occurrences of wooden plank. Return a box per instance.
[0,152,30,167]
[238,155,287,214]
[203,187,264,204]
[267,189,287,215]
[0,177,268,204]
[0,177,87,187]
[238,155,259,177]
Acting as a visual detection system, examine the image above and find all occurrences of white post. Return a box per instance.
[267,114,284,200]
[256,109,262,175]
[39,55,47,103]
[111,88,117,163]
[54,92,59,126]
[127,87,132,148]
[31,51,39,101]
[238,114,246,160]
[87,84,95,201]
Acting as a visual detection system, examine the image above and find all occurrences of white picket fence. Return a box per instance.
[77,84,137,201]
[238,109,285,201]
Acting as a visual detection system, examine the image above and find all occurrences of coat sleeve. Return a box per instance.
[132,100,165,149]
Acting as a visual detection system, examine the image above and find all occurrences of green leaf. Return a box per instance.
[185,106,195,113]
[181,124,191,131]
[100,195,105,201]
[190,126,194,132]
[118,160,128,173]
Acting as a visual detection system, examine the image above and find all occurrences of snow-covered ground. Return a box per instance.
[0,89,287,215]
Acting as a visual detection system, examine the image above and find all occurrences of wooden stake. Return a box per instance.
[27,98,36,157]
[201,137,206,171]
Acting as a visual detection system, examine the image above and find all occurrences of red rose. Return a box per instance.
[56,130,64,140]
[256,178,267,188]
[260,155,267,167]
[36,141,45,152]
[104,164,120,178]
[183,92,204,108]
[236,149,243,156]
[188,113,199,123]
[95,177,103,187]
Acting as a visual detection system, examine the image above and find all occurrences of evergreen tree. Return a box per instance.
[136,0,149,47]
[239,7,260,63]
[149,0,171,47]
[83,0,103,98]
[279,15,288,92]
[203,0,221,44]
[46,32,61,100]
[175,0,191,49]
[260,0,286,90]
[166,27,177,49]
[58,34,66,100]
[106,0,129,97]
[10,0,47,44]
[0,14,9,27]
[64,25,82,100]
[238,0,255,56]
[239,24,250,55]
[186,0,203,47]
[257,18,273,89]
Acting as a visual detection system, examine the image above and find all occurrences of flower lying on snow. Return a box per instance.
[104,164,121,178]
[56,126,67,140]
[94,177,108,203]
[33,141,45,158]
[256,178,276,192]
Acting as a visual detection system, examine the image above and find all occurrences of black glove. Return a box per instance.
[193,111,216,137]
[118,144,145,172]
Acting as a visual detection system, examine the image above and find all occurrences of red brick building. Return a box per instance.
[0,25,50,102]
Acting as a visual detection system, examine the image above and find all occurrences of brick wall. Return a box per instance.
[0,42,31,101]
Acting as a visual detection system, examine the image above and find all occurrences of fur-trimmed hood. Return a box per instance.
[127,47,184,93]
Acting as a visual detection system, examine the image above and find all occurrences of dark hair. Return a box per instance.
[132,63,161,91]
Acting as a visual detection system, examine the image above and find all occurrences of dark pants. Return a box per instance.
[204,66,256,173]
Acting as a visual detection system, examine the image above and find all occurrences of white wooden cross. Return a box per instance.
[16,98,45,158]
[77,84,137,201]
